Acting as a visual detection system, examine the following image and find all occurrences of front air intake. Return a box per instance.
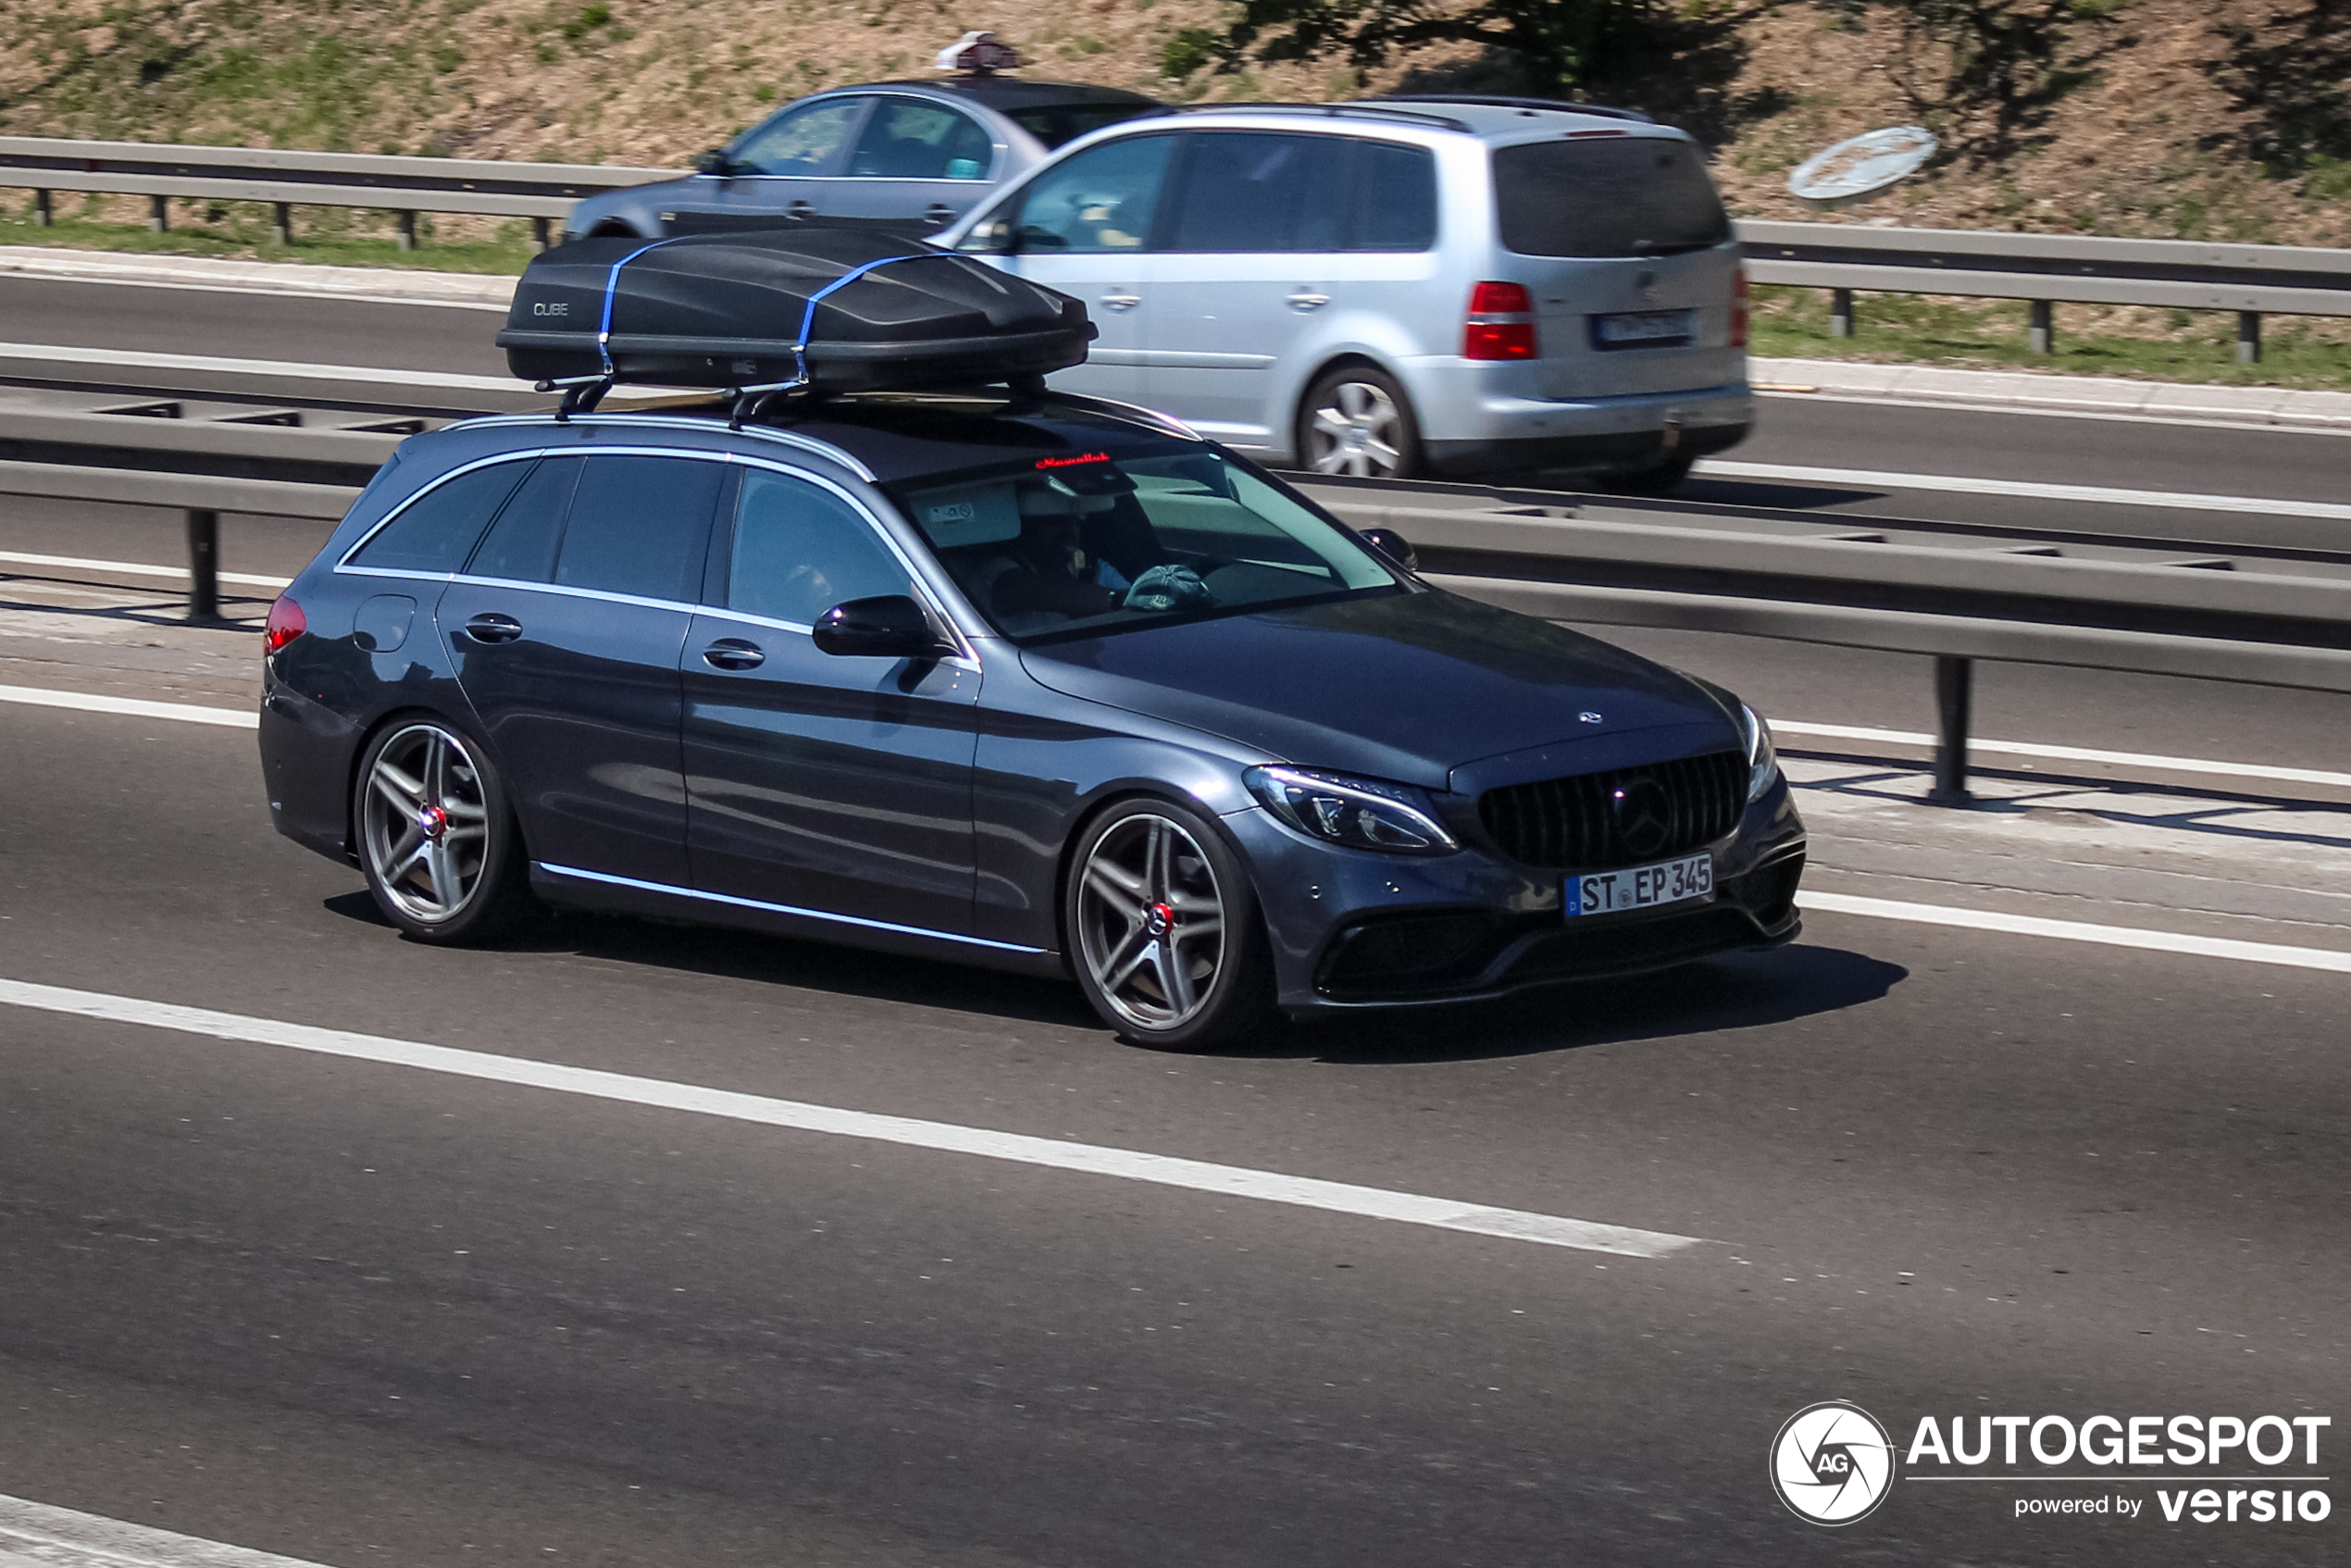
[1476,750,1746,870]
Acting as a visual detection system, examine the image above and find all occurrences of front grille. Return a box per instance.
[1476,749,1746,870]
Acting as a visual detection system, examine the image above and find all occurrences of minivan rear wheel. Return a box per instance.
[1298,367,1424,480]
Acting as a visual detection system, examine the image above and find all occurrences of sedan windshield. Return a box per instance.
[888,447,1401,641]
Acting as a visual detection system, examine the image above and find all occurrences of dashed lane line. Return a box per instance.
[1799,890,2351,974]
[1,548,291,589]
[1772,719,2351,791]
[0,339,516,392]
[0,1492,331,1568]
[1695,457,2351,521]
[0,976,1707,1259]
[0,684,256,728]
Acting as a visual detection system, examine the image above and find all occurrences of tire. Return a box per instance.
[1296,365,1425,480]
[1064,797,1277,1052]
[353,716,534,944]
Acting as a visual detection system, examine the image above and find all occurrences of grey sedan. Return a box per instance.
[565,77,1159,243]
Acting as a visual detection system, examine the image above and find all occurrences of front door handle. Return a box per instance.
[463,613,522,644]
[1099,292,1140,312]
[785,199,815,220]
[924,203,955,226]
[1287,290,1331,311]
[702,638,765,671]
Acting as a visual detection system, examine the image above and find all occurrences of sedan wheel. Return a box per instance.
[1068,801,1275,1050]
[356,719,529,941]
[1299,367,1424,480]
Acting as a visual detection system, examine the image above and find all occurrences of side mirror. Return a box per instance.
[1359,527,1418,572]
[813,595,955,661]
[959,214,1019,255]
[689,148,733,176]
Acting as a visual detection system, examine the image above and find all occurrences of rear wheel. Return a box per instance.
[355,717,533,943]
[1066,798,1275,1052]
[1297,366,1424,480]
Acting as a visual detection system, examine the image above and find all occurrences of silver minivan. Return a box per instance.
[941,96,1751,488]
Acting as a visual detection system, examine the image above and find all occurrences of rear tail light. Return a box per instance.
[1463,280,1537,361]
[1730,266,1749,349]
[265,594,306,655]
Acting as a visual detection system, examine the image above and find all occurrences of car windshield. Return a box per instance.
[1004,101,1158,150]
[887,446,1401,642]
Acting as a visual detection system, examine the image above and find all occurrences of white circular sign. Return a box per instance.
[1771,1401,1897,1524]
[1788,127,1937,205]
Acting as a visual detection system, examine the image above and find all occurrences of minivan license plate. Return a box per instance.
[1595,309,1694,345]
[1566,852,1713,917]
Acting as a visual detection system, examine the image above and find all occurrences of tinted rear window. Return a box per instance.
[1493,138,1730,257]
[555,454,725,603]
[1006,102,1156,150]
[466,457,581,583]
[1163,133,1436,254]
[351,460,530,573]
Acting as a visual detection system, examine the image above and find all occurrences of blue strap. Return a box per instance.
[596,238,676,378]
[788,251,955,388]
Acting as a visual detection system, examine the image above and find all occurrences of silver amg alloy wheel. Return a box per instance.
[1074,813,1229,1032]
[1304,378,1407,478]
[360,722,493,925]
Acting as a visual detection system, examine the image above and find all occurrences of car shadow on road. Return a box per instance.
[1258,943,1909,1065]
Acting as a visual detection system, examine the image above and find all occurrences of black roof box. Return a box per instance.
[496,229,1094,393]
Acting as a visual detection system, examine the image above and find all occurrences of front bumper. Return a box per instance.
[1225,776,1806,1014]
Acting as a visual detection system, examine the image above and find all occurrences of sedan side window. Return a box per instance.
[1003,134,1174,253]
[849,98,995,180]
[728,470,913,628]
[731,97,867,176]
[350,460,532,573]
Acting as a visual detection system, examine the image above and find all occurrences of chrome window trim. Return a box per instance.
[536,862,1047,954]
[336,447,553,569]
[450,413,877,481]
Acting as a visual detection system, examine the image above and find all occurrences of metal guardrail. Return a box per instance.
[4,408,2347,798]
[0,135,673,249]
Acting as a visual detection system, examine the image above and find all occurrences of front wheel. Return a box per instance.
[1296,366,1425,480]
[354,717,533,943]
[1065,798,1276,1052]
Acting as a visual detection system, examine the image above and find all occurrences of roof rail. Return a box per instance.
[1151,101,1473,133]
[1365,93,1655,125]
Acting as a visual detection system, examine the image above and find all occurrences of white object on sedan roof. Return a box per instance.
[936,31,1022,73]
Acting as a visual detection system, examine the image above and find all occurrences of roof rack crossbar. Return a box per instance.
[1366,93,1655,124]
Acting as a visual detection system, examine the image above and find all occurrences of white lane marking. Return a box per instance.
[0,684,256,728]
[0,977,1704,1259]
[1695,458,2351,521]
[0,1492,330,1568]
[1800,890,2351,974]
[0,548,291,589]
[1773,720,2351,791]
[0,340,516,392]
[1757,387,2351,440]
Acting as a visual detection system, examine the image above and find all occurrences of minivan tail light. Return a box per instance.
[265,594,306,654]
[1730,265,1749,349]
[1464,280,1536,361]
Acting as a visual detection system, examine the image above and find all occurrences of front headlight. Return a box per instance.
[1739,703,1780,803]
[1245,766,1459,855]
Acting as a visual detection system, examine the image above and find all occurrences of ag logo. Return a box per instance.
[1771,1401,1896,1524]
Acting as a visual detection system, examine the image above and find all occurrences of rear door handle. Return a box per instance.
[702,638,765,671]
[463,613,522,644]
[1099,292,1140,312]
[1287,290,1331,311]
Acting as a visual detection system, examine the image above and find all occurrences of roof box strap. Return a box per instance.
[496,230,1098,402]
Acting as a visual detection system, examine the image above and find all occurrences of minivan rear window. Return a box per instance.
[1492,138,1730,258]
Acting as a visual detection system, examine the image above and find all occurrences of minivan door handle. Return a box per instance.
[701,638,765,671]
[1287,290,1331,311]
[1099,292,1141,312]
[923,203,955,226]
[785,199,815,221]
[462,613,523,644]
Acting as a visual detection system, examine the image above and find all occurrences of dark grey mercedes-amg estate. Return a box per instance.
[258,392,1804,1049]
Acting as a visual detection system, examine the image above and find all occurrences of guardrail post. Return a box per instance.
[32,189,53,227]
[1830,287,1856,339]
[395,210,417,252]
[185,508,220,621]
[271,203,292,246]
[2029,300,2054,355]
[2237,311,2262,365]
[148,193,170,233]
[532,217,553,251]
[1930,654,1972,804]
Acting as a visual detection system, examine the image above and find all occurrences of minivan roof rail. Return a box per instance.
[1135,101,1472,133]
[1365,93,1656,124]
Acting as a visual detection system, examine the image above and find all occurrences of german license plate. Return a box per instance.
[1594,309,1694,345]
[1566,852,1713,917]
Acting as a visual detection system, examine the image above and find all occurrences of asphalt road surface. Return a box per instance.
[2,268,2346,1566]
